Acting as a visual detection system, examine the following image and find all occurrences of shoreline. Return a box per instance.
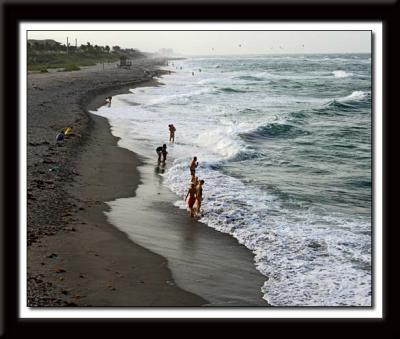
[27,58,268,307]
[27,59,207,306]
[91,70,268,306]
[105,158,268,306]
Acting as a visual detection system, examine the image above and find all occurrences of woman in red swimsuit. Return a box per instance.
[185,183,197,218]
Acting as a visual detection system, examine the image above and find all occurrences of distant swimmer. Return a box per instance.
[189,156,199,176]
[195,180,205,216]
[168,124,176,142]
[180,66,182,70]
[198,69,202,72]
[185,183,197,218]
[192,72,194,76]
[156,144,167,162]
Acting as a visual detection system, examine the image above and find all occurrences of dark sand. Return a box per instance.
[28,112,206,306]
[28,59,206,306]
[27,58,268,307]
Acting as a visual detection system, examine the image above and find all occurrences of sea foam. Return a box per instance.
[91,54,372,306]
[332,70,353,78]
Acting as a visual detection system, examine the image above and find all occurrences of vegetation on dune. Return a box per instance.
[27,39,148,72]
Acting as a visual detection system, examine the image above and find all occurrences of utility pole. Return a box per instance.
[67,37,69,55]
[75,38,77,48]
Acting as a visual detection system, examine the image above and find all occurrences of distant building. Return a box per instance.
[118,55,132,69]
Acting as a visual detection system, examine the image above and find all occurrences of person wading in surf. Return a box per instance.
[191,174,199,187]
[168,124,176,143]
[185,183,197,218]
[190,157,198,176]
[156,144,167,162]
[161,144,168,162]
[195,180,205,216]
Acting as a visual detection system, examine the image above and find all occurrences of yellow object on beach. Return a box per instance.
[64,127,72,135]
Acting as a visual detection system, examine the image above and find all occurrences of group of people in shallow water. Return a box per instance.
[186,156,205,218]
[155,124,205,219]
[155,124,175,162]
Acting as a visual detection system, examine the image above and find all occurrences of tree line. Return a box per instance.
[28,39,144,57]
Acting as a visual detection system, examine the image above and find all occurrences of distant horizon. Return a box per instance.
[26,36,372,56]
[27,30,371,55]
[26,38,371,57]
[180,51,371,57]
[26,36,371,58]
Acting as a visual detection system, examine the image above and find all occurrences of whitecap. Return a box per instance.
[337,90,369,102]
[332,70,353,78]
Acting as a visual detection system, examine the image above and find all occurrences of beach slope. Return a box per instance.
[27,59,207,306]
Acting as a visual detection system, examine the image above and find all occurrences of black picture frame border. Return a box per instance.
[1,1,396,337]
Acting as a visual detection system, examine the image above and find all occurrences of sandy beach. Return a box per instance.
[27,57,267,307]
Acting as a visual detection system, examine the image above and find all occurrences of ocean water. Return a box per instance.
[93,54,372,306]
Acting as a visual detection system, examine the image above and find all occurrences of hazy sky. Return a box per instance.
[28,30,371,55]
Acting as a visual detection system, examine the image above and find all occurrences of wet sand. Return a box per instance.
[105,158,267,306]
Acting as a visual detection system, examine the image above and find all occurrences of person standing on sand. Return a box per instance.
[190,157,199,176]
[195,180,205,216]
[168,124,176,142]
[185,183,197,218]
